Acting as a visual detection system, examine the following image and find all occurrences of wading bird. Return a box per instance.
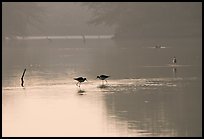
[97,75,110,84]
[173,56,177,64]
[74,77,87,87]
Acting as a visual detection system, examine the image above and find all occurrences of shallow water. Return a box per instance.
[2,37,202,137]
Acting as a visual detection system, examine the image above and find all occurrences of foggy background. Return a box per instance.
[2,2,202,72]
[2,2,201,38]
[2,2,114,37]
[2,2,202,137]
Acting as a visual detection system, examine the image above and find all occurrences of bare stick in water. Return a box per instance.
[21,69,26,87]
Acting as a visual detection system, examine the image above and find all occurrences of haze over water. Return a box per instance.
[2,2,202,137]
[2,36,202,137]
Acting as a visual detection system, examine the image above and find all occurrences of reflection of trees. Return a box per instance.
[82,2,201,39]
[2,2,44,38]
[104,85,202,136]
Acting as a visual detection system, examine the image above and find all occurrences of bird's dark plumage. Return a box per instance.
[173,56,177,64]
[97,75,110,80]
[74,77,87,82]
[97,75,110,85]
[74,77,87,87]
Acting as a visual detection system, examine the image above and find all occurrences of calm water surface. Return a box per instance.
[2,37,202,137]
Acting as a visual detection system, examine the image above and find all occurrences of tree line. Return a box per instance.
[82,2,201,39]
[2,2,44,38]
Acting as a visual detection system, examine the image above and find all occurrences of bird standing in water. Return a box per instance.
[97,75,110,85]
[74,77,87,87]
[173,56,177,64]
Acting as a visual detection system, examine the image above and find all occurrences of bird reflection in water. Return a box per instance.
[77,89,86,95]
[97,84,109,89]
[173,67,177,78]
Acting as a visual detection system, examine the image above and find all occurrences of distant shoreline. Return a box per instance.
[4,35,115,40]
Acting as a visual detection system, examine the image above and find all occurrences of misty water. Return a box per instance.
[2,37,202,137]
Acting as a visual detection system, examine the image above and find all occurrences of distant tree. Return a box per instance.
[82,2,201,39]
[2,2,44,38]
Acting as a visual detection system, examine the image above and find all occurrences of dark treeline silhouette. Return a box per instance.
[82,2,201,40]
[2,2,44,38]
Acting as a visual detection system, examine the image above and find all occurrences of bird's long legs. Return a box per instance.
[76,82,81,88]
[101,80,108,85]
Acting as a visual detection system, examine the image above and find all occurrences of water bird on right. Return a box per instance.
[173,56,177,64]
[97,74,110,85]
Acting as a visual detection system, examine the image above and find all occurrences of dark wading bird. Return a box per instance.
[97,75,110,85]
[173,56,177,64]
[74,77,87,87]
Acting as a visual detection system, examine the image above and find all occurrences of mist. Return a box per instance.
[2,2,202,137]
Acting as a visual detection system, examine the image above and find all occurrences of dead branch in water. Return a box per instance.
[21,69,26,87]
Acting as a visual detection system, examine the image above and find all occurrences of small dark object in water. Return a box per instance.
[173,56,177,64]
[21,69,26,87]
[78,89,86,94]
[155,45,161,48]
[98,84,109,89]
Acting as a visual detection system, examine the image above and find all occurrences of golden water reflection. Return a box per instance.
[3,76,201,137]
